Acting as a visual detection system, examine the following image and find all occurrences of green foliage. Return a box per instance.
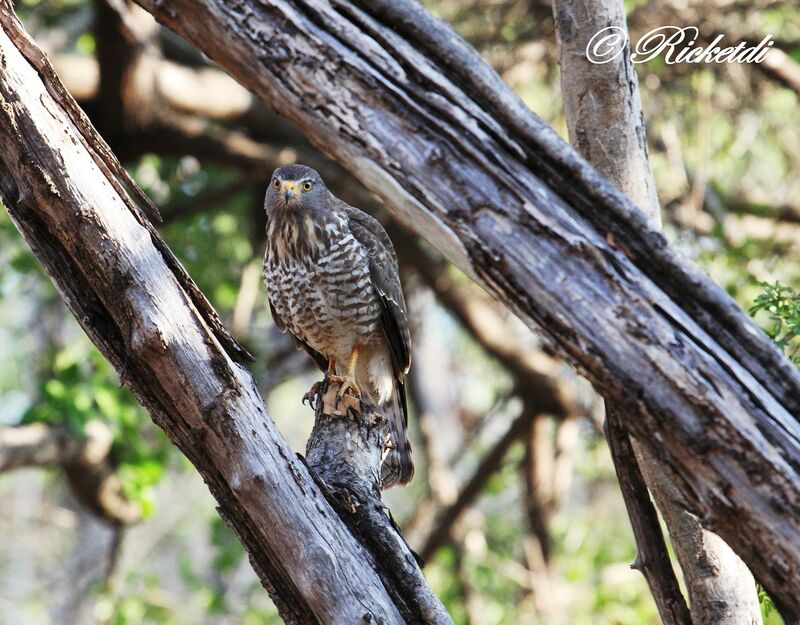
[21,340,171,517]
[758,584,775,617]
[750,281,800,364]
[209,516,246,574]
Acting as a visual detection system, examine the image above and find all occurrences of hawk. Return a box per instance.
[262,164,413,488]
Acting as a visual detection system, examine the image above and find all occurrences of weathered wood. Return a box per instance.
[306,384,453,625]
[131,0,800,612]
[0,8,434,624]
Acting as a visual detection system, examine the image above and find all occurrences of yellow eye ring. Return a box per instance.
[302,181,312,192]
[273,178,280,188]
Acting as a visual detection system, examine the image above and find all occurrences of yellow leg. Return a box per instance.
[333,346,361,398]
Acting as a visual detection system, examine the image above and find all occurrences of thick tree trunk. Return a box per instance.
[550,0,763,623]
[129,0,800,616]
[0,8,450,624]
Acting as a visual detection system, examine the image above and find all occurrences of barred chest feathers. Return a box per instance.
[263,212,383,366]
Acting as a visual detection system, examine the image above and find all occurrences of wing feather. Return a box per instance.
[341,202,411,377]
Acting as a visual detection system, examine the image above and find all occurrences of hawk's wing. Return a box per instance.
[340,202,411,377]
[268,299,328,372]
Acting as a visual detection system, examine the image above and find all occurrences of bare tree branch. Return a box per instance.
[604,408,691,625]
[306,383,452,625]
[0,421,141,525]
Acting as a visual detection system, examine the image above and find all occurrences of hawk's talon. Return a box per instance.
[302,381,324,409]
[334,376,361,399]
[327,374,361,409]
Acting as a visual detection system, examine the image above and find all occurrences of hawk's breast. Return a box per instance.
[264,217,383,362]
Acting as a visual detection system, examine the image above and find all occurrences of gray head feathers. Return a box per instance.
[265,164,328,214]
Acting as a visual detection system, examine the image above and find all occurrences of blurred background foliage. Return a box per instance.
[1,0,799,624]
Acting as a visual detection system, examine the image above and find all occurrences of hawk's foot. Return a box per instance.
[302,380,324,409]
[328,374,361,401]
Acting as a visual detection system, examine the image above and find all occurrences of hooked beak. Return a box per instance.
[281,180,296,204]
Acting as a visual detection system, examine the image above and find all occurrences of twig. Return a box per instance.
[604,407,692,625]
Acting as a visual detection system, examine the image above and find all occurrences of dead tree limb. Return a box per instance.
[131,0,800,614]
[0,9,450,624]
[306,383,452,625]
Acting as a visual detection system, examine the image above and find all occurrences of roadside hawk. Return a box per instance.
[262,164,413,488]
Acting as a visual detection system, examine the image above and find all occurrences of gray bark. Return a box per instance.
[551,0,763,623]
[306,385,453,625]
[0,8,447,624]
[129,0,800,617]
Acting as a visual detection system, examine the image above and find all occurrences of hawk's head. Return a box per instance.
[266,164,327,212]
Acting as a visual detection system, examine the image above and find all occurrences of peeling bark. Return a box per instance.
[129,0,800,615]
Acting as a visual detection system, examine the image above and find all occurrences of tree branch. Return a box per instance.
[551,0,764,620]
[0,421,141,525]
[604,408,691,624]
[391,226,579,420]
[306,383,451,625]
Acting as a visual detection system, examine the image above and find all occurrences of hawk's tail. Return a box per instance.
[380,379,414,489]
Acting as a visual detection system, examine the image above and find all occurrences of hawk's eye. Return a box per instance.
[302,181,312,192]
[272,178,280,189]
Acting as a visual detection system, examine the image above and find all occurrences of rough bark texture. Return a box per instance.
[130,0,800,616]
[0,9,440,624]
[306,384,453,625]
[551,0,763,622]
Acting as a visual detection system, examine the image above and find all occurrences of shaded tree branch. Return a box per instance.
[604,408,691,624]
[0,421,141,525]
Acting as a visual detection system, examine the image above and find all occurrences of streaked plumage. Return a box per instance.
[263,164,413,488]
